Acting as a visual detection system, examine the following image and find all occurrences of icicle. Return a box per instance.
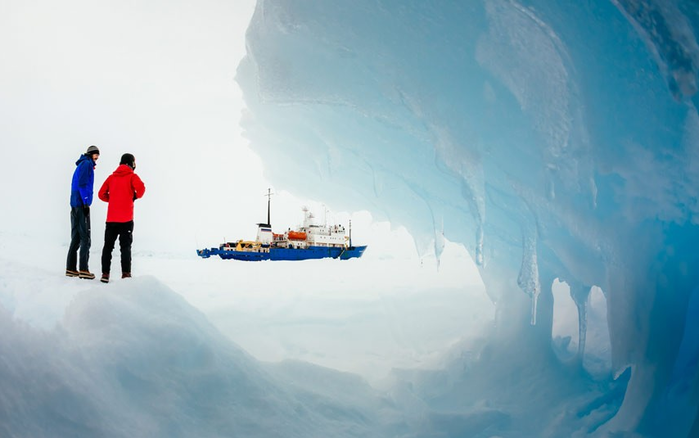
[413,232,432,261]
[517,227,540,325]
[569,283,591,362]
[475,225,484,266]
[454,152,486,268]
[434,218,445,269]
[530,291,539,326]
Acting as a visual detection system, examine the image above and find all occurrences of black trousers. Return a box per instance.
[101,221,134,275]
[66,207,91,271]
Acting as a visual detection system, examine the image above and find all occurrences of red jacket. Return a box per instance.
[98,165,146,222]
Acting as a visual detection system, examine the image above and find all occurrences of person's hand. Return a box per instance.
[83,205,90,215]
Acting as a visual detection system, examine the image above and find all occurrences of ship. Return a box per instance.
[196,190,367,261]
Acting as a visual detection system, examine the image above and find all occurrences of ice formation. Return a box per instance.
[0,276,403,438]
[237,0,699,435]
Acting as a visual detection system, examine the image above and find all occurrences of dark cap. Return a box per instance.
[120,153,136,170]
[86,145,100,155]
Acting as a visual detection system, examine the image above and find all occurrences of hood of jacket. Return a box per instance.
[111,164,134,177]
[75,154,95,167]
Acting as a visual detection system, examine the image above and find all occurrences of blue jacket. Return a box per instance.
[70,155,96,207]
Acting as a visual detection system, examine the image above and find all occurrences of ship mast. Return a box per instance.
[259,188,273,227]
[266,188,272,226]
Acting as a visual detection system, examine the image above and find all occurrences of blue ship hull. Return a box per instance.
[197,245,367,261]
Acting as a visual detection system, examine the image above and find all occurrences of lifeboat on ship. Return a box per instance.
[287,231,307,241]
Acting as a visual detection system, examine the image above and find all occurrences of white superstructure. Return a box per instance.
[256,225,273,244]
[299,207,347,248]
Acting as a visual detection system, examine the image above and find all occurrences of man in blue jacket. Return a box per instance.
[66,145,100,279]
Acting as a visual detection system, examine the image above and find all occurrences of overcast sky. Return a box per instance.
[0,0,292,251]
[0,0,477,281]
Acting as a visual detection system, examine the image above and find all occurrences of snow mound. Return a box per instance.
[0,277,404,438]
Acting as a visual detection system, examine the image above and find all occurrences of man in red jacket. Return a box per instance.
[98,153,146,283]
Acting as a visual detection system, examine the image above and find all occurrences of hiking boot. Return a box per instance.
[122,272,132,279]
[78,271,95,280]
[65,269,79,278]
[100,274,110,284]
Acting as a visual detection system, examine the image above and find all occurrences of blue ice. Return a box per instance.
[236,0,699,436]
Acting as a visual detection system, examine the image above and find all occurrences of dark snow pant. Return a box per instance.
[101,221,134,276]
[66,206,91,272]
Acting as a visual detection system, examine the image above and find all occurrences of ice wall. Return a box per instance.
[237,0,699,435]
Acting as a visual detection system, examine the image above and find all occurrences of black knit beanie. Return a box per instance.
[120,153,136,170]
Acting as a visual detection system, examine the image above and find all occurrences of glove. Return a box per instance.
[83,204,90,216]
